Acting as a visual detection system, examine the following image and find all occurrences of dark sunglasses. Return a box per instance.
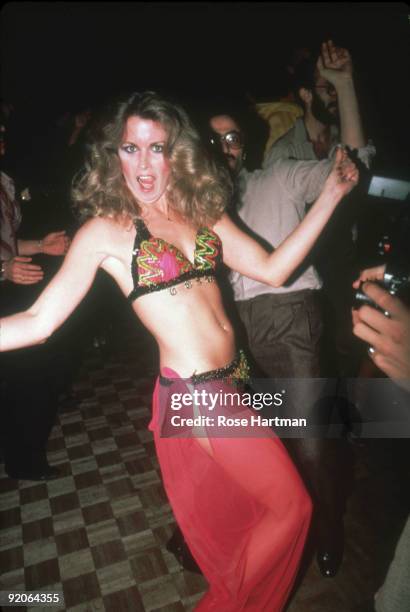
[209,130,243,150]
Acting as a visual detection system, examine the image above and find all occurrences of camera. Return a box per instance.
[353,263,410,316]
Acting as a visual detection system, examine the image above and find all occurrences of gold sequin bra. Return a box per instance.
[128,218,223,301]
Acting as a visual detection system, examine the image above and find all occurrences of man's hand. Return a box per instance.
[42,231,70,256]
[317,40,353,88]
[353,282,410,390]
[353,264,386,289]
[4,256,44,285]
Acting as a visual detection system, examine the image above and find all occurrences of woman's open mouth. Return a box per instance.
[137,176,155,191]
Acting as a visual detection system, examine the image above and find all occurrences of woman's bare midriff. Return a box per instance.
[132,280,236,378]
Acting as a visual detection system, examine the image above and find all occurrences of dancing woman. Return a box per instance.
[0,92,358,610]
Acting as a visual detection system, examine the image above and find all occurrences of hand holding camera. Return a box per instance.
[352,265,410,391]
[353,263,410,316]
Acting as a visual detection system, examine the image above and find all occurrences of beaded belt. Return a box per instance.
[160,349,250,386]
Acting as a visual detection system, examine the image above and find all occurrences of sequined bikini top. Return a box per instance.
[128,218,223,301]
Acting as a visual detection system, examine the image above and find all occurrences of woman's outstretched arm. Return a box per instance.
[216,147,358,287]
[0,218,109,351]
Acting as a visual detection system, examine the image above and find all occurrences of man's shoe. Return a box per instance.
[6,465,61,481]
[316,548,343,578]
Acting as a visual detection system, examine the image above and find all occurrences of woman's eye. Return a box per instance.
[122,144,137,154]
[151,143,164,153]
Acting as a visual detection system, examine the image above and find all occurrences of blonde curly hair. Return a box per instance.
[72,92,232,227]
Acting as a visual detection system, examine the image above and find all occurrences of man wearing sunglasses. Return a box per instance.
[208,120,245,174]
[222,41,374,580]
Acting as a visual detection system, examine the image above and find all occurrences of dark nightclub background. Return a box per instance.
[1,2,409,174]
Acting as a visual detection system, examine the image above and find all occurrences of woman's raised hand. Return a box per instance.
[323,146,359,201]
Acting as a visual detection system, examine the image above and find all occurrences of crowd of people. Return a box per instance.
[1,39,409,611]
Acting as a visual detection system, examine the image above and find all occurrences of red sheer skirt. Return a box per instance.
[149,369,312,611]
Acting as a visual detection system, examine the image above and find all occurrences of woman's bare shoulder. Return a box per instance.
[212,212,235,234]
[76,215,134,242]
